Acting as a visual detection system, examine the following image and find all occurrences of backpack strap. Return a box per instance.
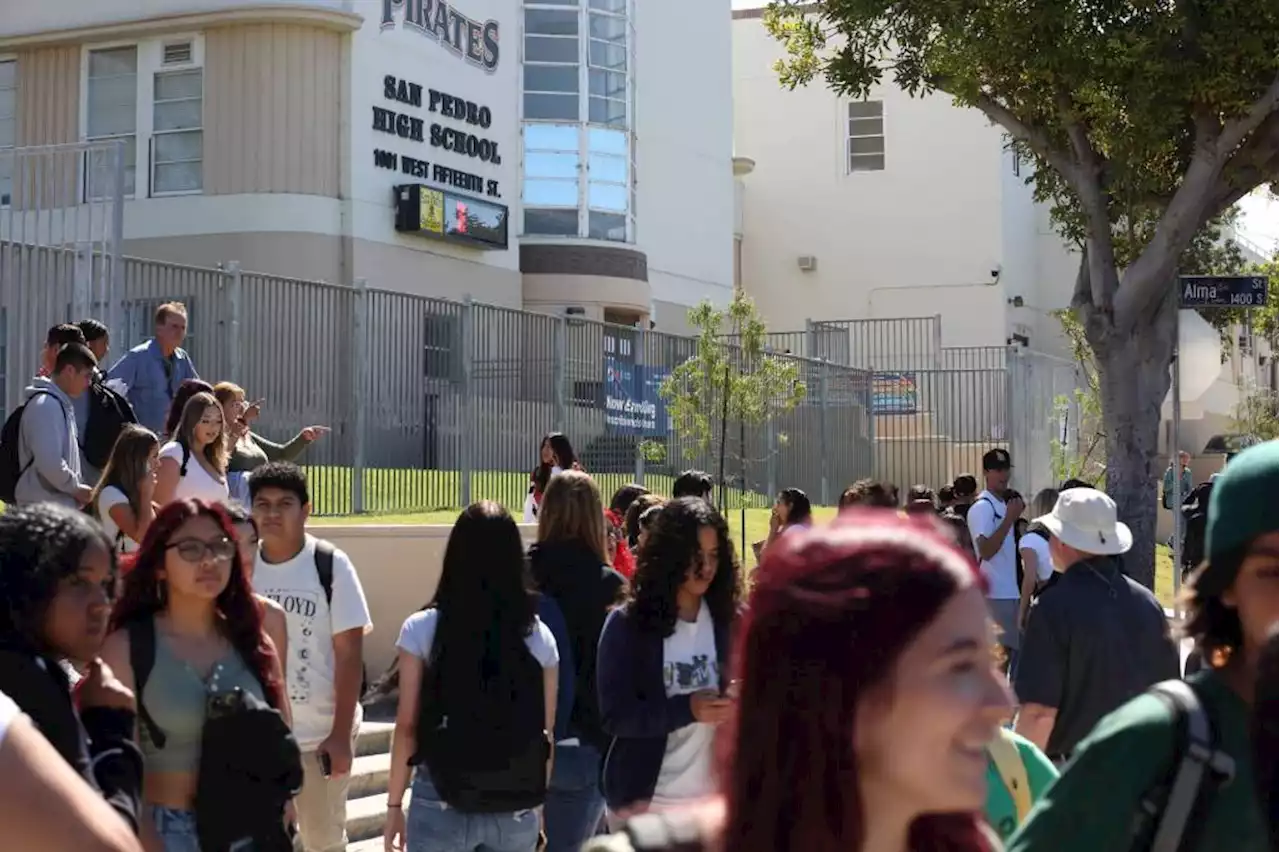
[15,390,58,482]
[624,809,710,852]
[127,618,166,749]
[987,729,1032,823]
[1141,679,1235,852]
[314,539,335,606]
[178,441,191,477]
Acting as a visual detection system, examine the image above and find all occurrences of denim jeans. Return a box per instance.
[152,807,203,852]
[543,744,605,852]
[407,772,541,852]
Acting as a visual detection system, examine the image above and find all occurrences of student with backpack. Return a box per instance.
[99,498,301,852]
[74,319,138,485]
[1007,439,1278,852]
[154,392,229,507]
[91,424,160,554]
[249,462,372,852]
[528,470,627,852]
[1,342,98,507]
[383,501,557,852]
[1016,489,1058,630]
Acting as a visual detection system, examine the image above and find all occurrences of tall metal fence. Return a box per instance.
[3,178,1086,514]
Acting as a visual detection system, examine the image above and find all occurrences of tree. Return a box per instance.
[656,294,807,508]
[764,0,1278,586]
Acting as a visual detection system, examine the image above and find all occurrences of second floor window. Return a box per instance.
[847,100,885,172]
[85,38,203,199]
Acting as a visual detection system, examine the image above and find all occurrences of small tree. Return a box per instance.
[657,294,807,510]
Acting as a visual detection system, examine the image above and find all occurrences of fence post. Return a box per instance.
[765,415,777,498]
[350,277,369,514]
[459,295,475,507]
[225,261,242,383]
[633,324,646,485]
[552,314,567,433]
[819,364,831,506]
[804,318,816,360]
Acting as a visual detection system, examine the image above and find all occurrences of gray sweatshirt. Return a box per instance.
[16,378,84,507]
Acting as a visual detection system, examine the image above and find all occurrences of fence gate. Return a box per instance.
[0,141,126,416]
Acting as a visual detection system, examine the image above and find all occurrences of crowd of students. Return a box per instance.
[0,306,370,852]
[0,307,1274,852]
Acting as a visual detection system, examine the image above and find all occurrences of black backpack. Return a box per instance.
[0,390,60,503]
[127,618,303,852]
[1130,680,1235,852]
[313,539,368,697]
[80,376,137,470]
[414,614,550,813]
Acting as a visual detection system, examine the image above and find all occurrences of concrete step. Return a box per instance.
[348,838,386,852]
[347,790,411,844]
[356,721,394,758]
[348,752,391,801]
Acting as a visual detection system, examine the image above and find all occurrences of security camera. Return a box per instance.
[990,264,1002,282]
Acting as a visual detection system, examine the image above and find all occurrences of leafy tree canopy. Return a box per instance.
[764,0,1278,328]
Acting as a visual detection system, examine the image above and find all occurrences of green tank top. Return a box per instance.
[138,624,266,773]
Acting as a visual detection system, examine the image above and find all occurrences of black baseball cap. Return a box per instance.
[982,448,1013,471]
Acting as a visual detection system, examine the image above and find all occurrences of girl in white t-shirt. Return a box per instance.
[154,391,230,507]
[383,501,558,852]
[1017,488,1060,629]
[90,424,160,554]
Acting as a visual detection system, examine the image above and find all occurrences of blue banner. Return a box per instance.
[871,372,918,414]
[604,357,669,436]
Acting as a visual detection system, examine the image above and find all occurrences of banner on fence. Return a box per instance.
[604,357,669,436]
[871,372,918,414]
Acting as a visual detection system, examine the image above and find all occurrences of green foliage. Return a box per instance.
[1049,311,1107,485]
[659,294,807,460]
[1230,387,1279,440]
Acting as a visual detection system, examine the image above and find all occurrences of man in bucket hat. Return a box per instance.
[1012,488,1178,763]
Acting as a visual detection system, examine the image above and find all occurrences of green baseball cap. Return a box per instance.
[1195,439,1279,594]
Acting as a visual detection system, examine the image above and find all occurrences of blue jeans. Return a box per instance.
[543,744,605,852]
[151,806,260,852]
[407,772,541,852]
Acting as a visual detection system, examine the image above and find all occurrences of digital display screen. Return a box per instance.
[395,184,508,250]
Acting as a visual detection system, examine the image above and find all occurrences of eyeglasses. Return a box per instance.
[166,537,236,563]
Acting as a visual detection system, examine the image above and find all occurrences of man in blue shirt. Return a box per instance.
[1161,450,1192,510]
[106,302,199,434]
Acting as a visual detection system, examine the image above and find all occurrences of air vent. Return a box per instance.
[162,41,193,65]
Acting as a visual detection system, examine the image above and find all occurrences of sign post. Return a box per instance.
[1173,274,1268,609]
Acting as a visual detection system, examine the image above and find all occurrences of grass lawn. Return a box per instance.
[313,505,1179,606]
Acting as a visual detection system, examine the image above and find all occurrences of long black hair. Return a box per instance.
[778,487,812,525]
[434,502,536,679]
[0,504,115,655]
[631,497,741,637]
[531,432,579,496]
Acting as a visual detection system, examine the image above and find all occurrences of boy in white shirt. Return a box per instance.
[249,463,372,852]
[967,448,1026,673]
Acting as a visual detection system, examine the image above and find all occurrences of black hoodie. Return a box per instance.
[528,540,627,751]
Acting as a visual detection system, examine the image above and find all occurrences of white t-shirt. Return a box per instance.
[0,690,19,748]
[97,486,141,553]
[1019,530,1054,583]
[966,491,1020,600]
[159,441,229,505]
[396,609,559,669]
[651,600,719,808]
[252,535,373,750]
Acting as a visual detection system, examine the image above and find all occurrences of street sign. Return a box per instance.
[1178,274,1269,308]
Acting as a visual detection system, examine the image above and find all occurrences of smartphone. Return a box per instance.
[320,752,332,778]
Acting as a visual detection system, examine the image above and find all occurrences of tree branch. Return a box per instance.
[1071,247,1092,309]
[957,85,1082,186]
[1216,77,1280,160]
[1057,94,1122,310]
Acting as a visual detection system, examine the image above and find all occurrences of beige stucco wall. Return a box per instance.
[204,22,344,197]
[310,524,538,677]
[14,45,79,146]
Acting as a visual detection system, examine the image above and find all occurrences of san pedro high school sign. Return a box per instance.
[381,0,500,72]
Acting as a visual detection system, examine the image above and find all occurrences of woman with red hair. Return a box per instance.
[588,510,1012,852]
[100,499,295,852]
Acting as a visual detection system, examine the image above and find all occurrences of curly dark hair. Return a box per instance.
[631,497,741,637]
[839,479,899,509]
[0,503,115,654]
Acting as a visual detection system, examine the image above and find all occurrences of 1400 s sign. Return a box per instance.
[381,0,500,72]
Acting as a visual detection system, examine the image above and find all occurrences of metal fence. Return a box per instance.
[3,182,1085,514]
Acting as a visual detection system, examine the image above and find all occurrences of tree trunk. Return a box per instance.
[1084,296,1178,590]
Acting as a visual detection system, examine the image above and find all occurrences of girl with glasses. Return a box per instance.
[100,499,289,852]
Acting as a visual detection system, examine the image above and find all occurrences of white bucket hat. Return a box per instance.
[1034,487,1133,556]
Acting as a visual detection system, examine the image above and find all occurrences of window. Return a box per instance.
[522,0,634,242]
[87,47,138,196]
[83,38,203,198]
[0,59,14,206]
[846,100,885,172]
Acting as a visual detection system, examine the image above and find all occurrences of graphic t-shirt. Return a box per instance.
[967,491,1020,599]
[96,486,141,553]
[252,535,373,750]
[985,730,1059,840]
[1006,669,1267,852]
[651,600,719,808]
